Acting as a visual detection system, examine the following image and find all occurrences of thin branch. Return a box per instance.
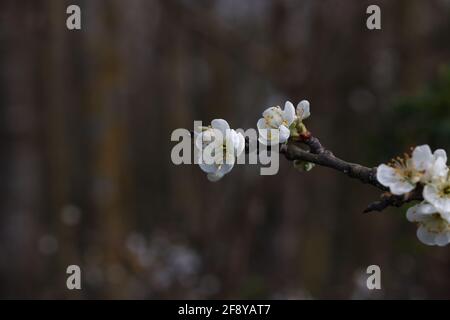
[280,134,385,189]
[192,129,424,213]
[362,188,423,213]
[278,133,424,213]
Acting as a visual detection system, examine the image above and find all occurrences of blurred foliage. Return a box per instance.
[381,66,450,156]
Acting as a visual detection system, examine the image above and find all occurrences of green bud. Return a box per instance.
[293,160,315,172]
[289,122,300,139]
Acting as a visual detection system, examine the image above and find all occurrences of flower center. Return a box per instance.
[264,118,277,129]
[424,214,450,234]
[443,185,450,195]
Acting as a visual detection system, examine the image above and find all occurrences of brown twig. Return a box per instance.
[362,188,423,213]
[280,134,384,189]
[191,129,423,213]
[279,133,423,213]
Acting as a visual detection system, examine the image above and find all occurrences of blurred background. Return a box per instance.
[1,0,450,299]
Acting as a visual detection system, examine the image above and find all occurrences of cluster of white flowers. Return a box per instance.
[377,145,450,246]
[193,100,449,247]
[196,100,311,180]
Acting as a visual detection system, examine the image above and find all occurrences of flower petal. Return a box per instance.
[224,146,237,166]
[195,130,214,150]
[207,171,224,182]
[296,100,310,120]
[257,123,267,137]
[263,107,283,127]
[225,130,238,156]
[199,162,218,174]
[258,135,269,146]
[419,203,439,215]
[431,157,448,180]
[417,226,436,246]
[195,134,204,151]
[434,149,447,163]
[435,232,450,246]
[263,106,281,118]
[218,162,234,175]
[211,119,230,135]
[376,164,398,186]
[283,101,296,125]
[235,132,245,156]
[279,125,290,143]
[424,184,450,214]
[206,162,235,182]
[407,205,424,222]
[257,118,267,130]
[390,181,415,195]
[423,184,439,206]
[412,145,433,171]
[258,128,280,146]
[407,202,437,222]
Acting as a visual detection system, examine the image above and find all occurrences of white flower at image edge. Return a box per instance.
[257,101,296,145]
[376,145,447,196]
[412,145,448,183]
[195,119,245,182]
[423,177,450,216]
[407,202,450,246]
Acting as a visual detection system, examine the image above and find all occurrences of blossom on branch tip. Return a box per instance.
[257,102,296,145]
[195,119,245,182]
[407,202,450,246]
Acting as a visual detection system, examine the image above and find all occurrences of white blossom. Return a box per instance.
[376,145,448,196]
[407,202,450,246]
[195,119,245,182]
[412,145,448,183]
[423,175,450,216]
[409,145,450,215]
[376,161,421,196]
[257,101,296,145]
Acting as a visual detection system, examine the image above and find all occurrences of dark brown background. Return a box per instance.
[1,0,450,299]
